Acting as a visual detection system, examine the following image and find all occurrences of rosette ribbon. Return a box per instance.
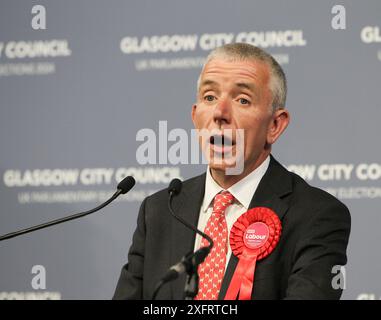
[224,207,282,300]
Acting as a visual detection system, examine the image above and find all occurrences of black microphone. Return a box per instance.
[152,178,213,299]
[168,178,182,195]
[117,176,136,194]
[0,176,136,242]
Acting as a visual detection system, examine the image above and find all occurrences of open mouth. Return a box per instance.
[210,134,235,146]
[209,134,235,155]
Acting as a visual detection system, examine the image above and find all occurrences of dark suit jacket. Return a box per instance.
[113,155,351,300]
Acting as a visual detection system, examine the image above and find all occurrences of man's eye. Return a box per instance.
[239,98,250,105]
[204,95,215,102]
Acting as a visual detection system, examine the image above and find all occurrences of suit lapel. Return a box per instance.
[218,155,292,300]
[170,174,206,299]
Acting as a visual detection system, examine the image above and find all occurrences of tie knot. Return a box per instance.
[212,191,234,214]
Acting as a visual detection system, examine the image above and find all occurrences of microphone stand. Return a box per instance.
[167,191,212,300]
[0,176,135,242]
[184,262,199,300]
[0,191,120,242]
[183,249,206,300]
[151,185,213,300]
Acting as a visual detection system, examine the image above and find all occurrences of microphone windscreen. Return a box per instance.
[117,176,136,194]
[168,178,182,195]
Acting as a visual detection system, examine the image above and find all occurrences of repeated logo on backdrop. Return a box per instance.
[119,30,307,70]
[0,39,71,76]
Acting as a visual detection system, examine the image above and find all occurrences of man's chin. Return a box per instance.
[209,159,237,173]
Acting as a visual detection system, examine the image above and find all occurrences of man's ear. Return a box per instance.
[267,108,290,145]
[191,104,197,125]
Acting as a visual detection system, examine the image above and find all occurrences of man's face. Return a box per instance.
[192,57,276,176]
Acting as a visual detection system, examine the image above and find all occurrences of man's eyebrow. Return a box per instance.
[235,82,256,92]
[199,79,218,89]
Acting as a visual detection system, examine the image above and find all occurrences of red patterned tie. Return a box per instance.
[194,191,234,300]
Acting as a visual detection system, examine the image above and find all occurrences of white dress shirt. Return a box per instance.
[193,156,270,270]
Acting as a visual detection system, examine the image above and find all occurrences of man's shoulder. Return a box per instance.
[145,172,206,203]
[285,165,350,216]
[268,155,348,214]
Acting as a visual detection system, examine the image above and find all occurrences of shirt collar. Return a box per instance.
[202,156,270,212]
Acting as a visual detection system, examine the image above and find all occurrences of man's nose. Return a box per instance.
[213,97,232,126]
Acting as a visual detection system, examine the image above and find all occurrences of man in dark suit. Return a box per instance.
[113,43,351,300]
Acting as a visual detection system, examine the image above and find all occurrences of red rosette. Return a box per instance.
[224,207,282,300]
